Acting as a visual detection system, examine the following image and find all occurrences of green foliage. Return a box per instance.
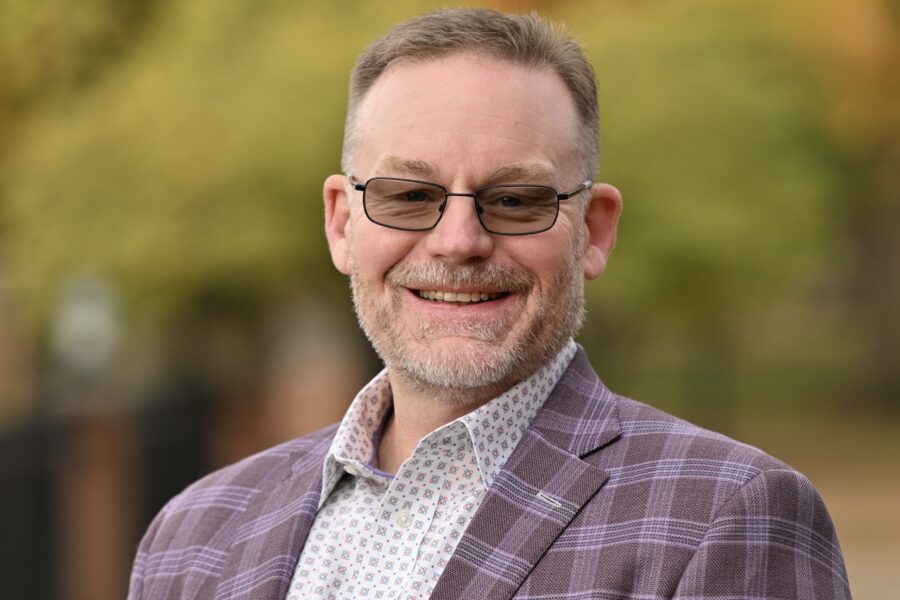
[0,0,457,330]
[576,1,840,315]
[550,0,864,425]
[0,0,155,120]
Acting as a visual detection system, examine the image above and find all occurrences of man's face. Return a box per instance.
[325,54,619,399]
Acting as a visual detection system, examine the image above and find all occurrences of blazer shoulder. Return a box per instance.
[552,349,791,477]
[129,424,338,599]
[607,393,794,478]
[170,422,339,507]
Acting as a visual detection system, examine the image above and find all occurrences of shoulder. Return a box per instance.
[594,393,811,514]
[612,398,855,596]
[553,348,823,511]
[613,394,787,472]
[600,394,845,552]
[556,348,789,479]
[128,424,338,598]
[137,423,337,551]
[550,379,849,596]
[167,423,338,508]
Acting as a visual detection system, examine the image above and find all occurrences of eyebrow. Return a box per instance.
[370,157,557,187]
[372,156,440,179]
[484,163,556,186]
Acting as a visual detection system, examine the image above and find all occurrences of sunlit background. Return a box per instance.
[1,0,897,598]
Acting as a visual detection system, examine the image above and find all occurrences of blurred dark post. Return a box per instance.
[49,275,134,600]
[0,265,50,597]
[58,413,135,600]
[0,423,56,599]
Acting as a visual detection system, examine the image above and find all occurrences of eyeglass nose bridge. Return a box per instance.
[436,192,485,219]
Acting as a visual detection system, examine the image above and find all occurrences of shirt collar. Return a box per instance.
[320,370,393,505]
[318,339,577,506]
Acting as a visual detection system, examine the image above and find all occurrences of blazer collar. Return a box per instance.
[528,346,622,457]
[432,346,621,600]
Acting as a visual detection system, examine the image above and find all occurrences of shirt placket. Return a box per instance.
[380,429,472,599]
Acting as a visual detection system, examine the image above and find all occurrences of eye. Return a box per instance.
[402,190,430,202]
[497,195,523,208]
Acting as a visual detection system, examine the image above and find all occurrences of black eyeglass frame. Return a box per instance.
[346,174,592,236]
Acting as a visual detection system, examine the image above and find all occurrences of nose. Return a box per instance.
[423,195,494,262]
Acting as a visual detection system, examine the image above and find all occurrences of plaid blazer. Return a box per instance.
[129,348,851,599]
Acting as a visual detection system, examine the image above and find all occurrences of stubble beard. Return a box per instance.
[349,242,586,405]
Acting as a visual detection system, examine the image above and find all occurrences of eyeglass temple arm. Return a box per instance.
[345,173,366,191]
[557,180,593,200]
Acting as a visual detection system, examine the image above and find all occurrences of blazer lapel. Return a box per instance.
[213,444,328,600]
[432,348,621,600]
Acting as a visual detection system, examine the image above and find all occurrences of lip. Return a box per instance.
[416,288,506,302]
[403,287,516,316]
[406,284,508,294]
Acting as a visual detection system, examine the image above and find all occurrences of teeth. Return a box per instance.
[418,290,504,303]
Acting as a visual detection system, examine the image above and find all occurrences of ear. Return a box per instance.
[324,174,353,275]
[582,183,622,280]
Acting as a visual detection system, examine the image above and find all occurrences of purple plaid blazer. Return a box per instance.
[129,348,851,599]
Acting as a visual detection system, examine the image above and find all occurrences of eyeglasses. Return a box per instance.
[347,175,591,236]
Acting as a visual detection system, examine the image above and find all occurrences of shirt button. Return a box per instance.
[343,464,359,476]
[395,511,412,528]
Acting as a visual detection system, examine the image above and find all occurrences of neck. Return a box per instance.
[376,370,508,475]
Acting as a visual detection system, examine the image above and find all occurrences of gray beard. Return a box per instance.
[349,256,585,402]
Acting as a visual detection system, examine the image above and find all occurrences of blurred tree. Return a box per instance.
[561,0,850,429]
[783,0,900,412]
[0,0,161,416]
[0,0,159,150]
[3,1,336,334]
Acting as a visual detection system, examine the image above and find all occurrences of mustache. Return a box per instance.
[386,261,533,292]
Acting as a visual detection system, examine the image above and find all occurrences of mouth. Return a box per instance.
[415,289,508,304]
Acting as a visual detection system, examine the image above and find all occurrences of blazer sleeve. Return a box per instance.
[673,468,851,599]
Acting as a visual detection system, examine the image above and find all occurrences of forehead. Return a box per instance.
[352,54,581,185]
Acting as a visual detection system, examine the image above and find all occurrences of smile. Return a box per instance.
[417,290,506,304]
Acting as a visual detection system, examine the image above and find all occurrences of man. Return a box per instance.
[129,8,851,600]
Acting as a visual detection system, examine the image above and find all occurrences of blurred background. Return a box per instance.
[0,0,897,597]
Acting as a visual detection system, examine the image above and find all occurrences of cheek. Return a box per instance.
[506,235,578,285]
[350,223,421,280]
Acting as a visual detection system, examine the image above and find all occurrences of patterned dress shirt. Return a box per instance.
[285,340,578,600]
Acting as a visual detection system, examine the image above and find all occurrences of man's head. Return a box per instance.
[342,8,600,182]
[324,9,621,403]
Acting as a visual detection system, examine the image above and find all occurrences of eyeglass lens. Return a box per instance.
[363,178,559,235]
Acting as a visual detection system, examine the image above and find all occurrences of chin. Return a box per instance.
[359,327,509,395]
[383,332,534,394]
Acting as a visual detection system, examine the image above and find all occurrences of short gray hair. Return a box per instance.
[341,8,599,180]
